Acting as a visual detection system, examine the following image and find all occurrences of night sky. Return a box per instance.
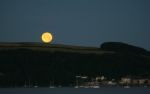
[0,0,150,50]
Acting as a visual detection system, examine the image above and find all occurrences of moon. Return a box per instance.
[41,32,53,43]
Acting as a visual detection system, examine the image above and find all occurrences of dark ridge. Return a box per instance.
[101,42,147,54]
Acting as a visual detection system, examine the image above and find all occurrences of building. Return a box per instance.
[119,77,131,85]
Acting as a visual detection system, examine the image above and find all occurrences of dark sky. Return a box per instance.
[0,0,150,50]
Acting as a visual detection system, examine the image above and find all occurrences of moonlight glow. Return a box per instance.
[41,32,53,43]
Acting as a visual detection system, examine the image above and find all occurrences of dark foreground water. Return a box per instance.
[0,87,150,94]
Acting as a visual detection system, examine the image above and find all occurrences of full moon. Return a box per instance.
[41,32,53,43]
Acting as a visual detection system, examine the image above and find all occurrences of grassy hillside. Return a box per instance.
[0,42,150,87]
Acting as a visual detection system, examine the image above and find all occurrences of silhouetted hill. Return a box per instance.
[0,42,150,87]
[101,42,147,54]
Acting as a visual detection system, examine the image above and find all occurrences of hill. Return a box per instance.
[0,42,150,87]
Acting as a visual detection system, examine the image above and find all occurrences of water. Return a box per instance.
[0,87,149,94]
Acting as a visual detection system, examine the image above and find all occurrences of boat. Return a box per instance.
[124,86,130,88]
[74,86,79,88]
[92,85,100,88]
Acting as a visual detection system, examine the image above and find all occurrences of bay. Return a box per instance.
[0,87,149,94]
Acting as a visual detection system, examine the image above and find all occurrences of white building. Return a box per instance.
[120,77,131,85]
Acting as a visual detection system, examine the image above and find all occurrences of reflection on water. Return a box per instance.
[0,87,150,94]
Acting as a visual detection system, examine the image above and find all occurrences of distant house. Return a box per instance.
[139,79,147,85]
[107,81,117,86]
[132,76,148,86]
[96,76,106,82]
[119,77,131,85]
[147,79,150,86]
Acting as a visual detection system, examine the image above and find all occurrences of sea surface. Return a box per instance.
[0,87,149,94]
